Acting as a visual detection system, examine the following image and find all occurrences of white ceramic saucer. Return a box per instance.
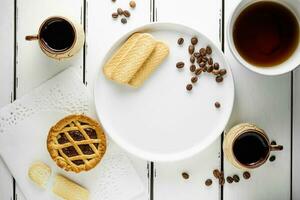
[94,23,234,162]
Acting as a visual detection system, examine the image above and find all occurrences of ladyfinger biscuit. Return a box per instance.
[52,175,89,200]
[28,161,51,188]
[129,41,169,87]
[103,33,142,79]
[111,33,156,84]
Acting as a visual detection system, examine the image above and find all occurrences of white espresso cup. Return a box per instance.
[25,16,85,60]
[227,0,300,75]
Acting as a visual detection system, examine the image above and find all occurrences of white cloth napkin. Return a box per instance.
[0,67,144,200]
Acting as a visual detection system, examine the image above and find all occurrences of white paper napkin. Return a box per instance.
[0,67,144,200]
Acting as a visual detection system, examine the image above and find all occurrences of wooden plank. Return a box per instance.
[14,0,84,199]
[0,0,15,199]
[293,68,300,199]
[223,0,291,199]
[154,0,222,199]
[80,0,152,199]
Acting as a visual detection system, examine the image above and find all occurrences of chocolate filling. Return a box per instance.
[56,125,99,166]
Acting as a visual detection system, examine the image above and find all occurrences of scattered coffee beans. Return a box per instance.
[188,45,195,54]
[176,62,185,69]
[112,12,119,18]
[233,175,240,183]
[182,172,189,179]
[177,37,184,45]
[124,10,131,17]
[191,76,198,83]
[190,56,195,63]
[219,69,227,76]
[215,102,221,108]
[206,45,212,55]
[213,169,221,179]
[205,179,213,186]
[129,0,136,8]
[269,155,276,162]
[117,8,124,15]
[226,176,234,184]
[121,18,127,24]
[200,48,206,56]
[243,171,251,179]
[195,68,202,75]
[191,36,198,45]
[216,76,223,83]
[186,84,193,91]
[176,37,227,92]
[207,66,213,73]
[190,64,196,72]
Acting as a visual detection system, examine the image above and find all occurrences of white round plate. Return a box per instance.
[94,23,234,162]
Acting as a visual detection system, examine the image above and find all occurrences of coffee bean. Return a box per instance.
[219,69,227,76]
[121,18,127,24]
[271,141,277,145]
[117,8,124,15]
[197,58,202,64]
[199,62,205,68]
[213,63,220,70]
[202,56,208,63]
[216,76,223,83]
[186,84,193,91]
[124,10,131,17]
[213,169,221,178]
[176,62,185,69]
[205,179,213,186]
[269,155,276,162]
[200,48,206,56]
[191,76,198,83]
[112,12,119,18]
[177,37,184,45]
[226,176,234,183]
[195,68,202,75]
[212,70,220,75]
[215,102,221,108]
[188,45,195,54]
[191,37,198,45]
[129,0,136,8]
[219,177,225,185]
[208,57,213,65]
[190,56,195,63]
[112,0,116,2]
[207,66,213,73]
[243,171,251,180]
[190,64,196,72]
[206,45,212,55]
[194,52,200,58]
[182,172,189,179]
[233,175,240,183]
[203,66,208,72]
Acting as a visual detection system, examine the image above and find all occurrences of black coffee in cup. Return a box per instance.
[233,1,299,67]
[40,18,75,52]
[233,131,269,166]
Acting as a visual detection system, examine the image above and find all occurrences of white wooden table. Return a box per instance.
[0,0,299,199]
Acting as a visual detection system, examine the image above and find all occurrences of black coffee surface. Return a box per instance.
[40,18,75,52]
[233,1,299,66]
[233,132,269,166]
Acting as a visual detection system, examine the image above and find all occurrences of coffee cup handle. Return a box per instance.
[25,35,39,41]
[270,144,283,151]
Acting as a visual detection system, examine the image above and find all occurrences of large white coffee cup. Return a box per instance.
[227,0,300,76]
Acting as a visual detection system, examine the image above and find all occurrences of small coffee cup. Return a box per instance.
[227,0,300,75]
[223,123,283,170]
[25,16,85,60]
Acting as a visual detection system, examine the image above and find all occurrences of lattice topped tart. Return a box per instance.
[47,115,106,173]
